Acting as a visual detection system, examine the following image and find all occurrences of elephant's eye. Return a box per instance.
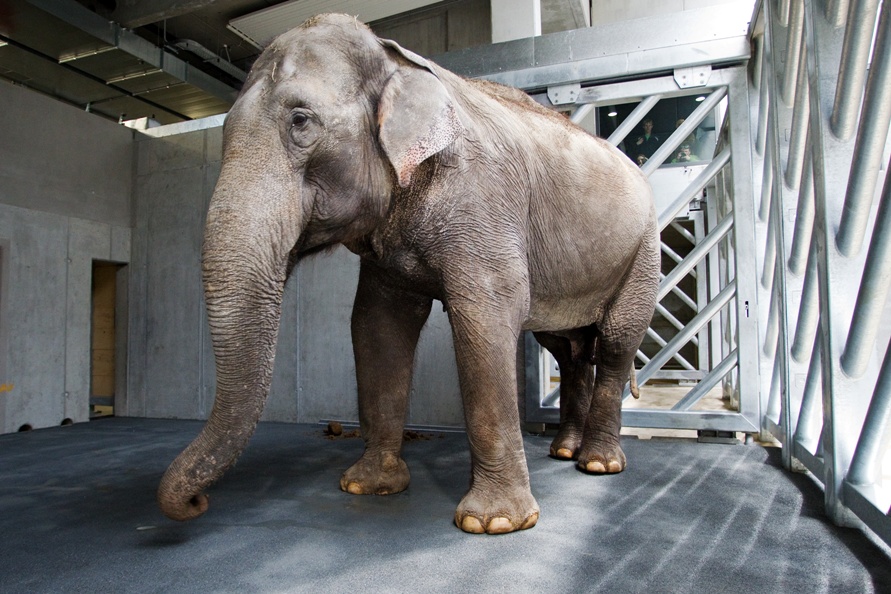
[290,112,309,129]
[287,109,317,149]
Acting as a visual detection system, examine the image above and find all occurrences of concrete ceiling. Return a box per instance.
[0,0,588,125]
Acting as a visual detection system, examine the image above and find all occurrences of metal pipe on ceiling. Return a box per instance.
[0,32,190,121]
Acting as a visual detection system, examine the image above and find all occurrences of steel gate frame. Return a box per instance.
[521,65,761,434]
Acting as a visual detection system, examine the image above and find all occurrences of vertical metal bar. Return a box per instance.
[761,171,777,289]
[779,0,792,27]
[693,212,710,373]
[783,0,806,106]
[756,43,771,157]
[767,343,782,421]
[841,152,891,377]
[788,141,815,275]
[784,42,810,189]
[847,336,891,485]
[835,0,891,256]
[794,328,823,448]
[830,0,881,140]
[826,0,851,27]
[764,273,779,356]
[791,235,819,362]
[524,331,544,421]
[707,190,724,370]
[758,139,774,221]
[726,66,761,428]
[753,33,765,92]
[606,94,662,147]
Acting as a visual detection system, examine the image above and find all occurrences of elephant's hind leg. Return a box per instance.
[578,245,659,474]
[533,331,595,461]
[340,263,432,495]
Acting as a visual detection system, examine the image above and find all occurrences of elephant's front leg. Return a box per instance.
[340,263,432,495]
[448,299,540,535]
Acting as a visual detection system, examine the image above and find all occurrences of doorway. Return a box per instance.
[90,261,125,418]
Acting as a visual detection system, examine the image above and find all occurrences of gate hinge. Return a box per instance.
[547,82,581,106]
[674,65,712,89]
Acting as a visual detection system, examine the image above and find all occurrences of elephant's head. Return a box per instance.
[157,13,463,521]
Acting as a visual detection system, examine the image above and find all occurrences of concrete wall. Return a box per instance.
[0,81,133,433]
[0,78,463,433]
[130,125,464,427]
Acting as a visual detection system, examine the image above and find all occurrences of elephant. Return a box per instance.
[157,13,660,535]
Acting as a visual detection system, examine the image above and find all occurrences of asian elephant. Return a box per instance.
[157,13,659,535]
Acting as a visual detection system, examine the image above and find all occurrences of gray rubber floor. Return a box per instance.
[1,418,889,593]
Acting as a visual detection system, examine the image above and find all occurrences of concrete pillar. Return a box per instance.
[491,0,541,42]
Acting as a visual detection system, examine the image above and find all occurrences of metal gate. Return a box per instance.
[523,66,761,435]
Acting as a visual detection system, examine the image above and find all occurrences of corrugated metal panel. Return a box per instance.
[228,0,443,48]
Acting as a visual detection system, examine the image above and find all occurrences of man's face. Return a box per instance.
[643,120,653,134]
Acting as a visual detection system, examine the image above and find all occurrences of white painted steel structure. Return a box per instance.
[524,66,762,436]
[751,0,891,546]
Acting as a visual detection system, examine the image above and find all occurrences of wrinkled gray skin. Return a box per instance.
[157,13,659,535]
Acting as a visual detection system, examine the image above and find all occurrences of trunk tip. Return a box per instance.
[158,491,210,522]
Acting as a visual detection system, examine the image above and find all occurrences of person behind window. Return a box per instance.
[631,118,660,165]
[671,143,699,163]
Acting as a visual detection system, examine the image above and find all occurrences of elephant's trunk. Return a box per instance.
[158,153,305,521]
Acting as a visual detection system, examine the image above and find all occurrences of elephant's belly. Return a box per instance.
[523,291,609,333]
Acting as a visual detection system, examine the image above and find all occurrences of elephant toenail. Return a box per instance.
[459,515,485,534]
[607,460,623,473]
[555,447,573,459]
[584,460,607,473]
[346,482,363,494]
[487,517,513,534]
[520,512,539,530]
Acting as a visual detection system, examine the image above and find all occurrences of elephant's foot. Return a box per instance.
[454,486,540,535]
[577,439,626,474]
[549,430,582,460]
[340,452,410,495]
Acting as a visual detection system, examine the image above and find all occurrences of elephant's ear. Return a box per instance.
[377,41,464,187]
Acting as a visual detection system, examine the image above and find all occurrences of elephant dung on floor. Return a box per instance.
[158,13,660,535]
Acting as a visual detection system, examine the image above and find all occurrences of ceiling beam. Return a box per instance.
[27,0,238,104]
[102,0,218,29]
[0,32,190,121]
